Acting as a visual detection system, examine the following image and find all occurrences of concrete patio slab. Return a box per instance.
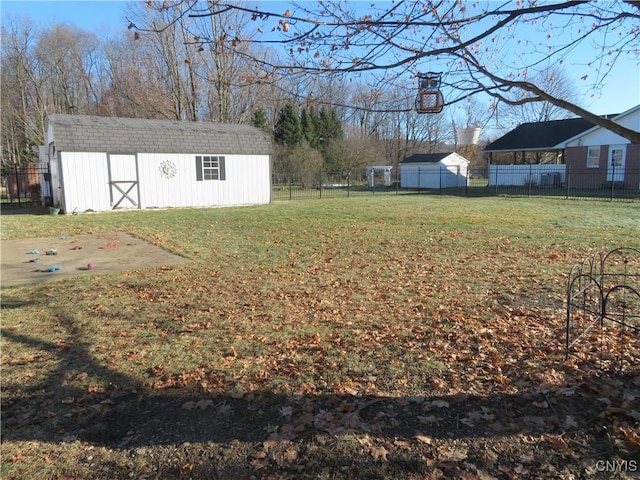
[1,232,191,287]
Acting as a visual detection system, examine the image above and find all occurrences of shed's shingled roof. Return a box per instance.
[484,118,596,152]
[402,152,453,163]
[47,114,272,155]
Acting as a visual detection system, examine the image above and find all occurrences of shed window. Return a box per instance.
[586,147,600,168]
[196,155,226,181]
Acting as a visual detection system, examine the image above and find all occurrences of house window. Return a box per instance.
[196,155,226,181]
[586,147,600,168]
[610,148,623,167]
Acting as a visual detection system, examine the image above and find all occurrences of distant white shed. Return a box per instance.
[41,114,272,213]
[400,152,469,189]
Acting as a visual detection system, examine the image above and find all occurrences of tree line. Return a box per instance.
[3,0,599,182]
[1,10,459,181]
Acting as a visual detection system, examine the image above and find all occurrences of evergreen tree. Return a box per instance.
[274,102,303,147]
[318,107,343,145]
[328,108,343,141]
[252,108,270,134]
[300,107,318,148]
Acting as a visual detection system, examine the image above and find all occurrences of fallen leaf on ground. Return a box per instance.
[179,462,194,476]
[544,434,577,457]
[250,451,269,470]
[370,445,388,461]
[438,445,468,462]
[415,434,433,444]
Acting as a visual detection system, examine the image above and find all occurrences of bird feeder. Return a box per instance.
[415,72,444,114]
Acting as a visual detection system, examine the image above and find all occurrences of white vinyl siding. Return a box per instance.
[137,153,270,209]
[56,152,270,212]
[59,152,111,212]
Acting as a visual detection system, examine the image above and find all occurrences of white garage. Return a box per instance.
[400,152,470,189]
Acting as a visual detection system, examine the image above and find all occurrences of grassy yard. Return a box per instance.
[1,196,639,479]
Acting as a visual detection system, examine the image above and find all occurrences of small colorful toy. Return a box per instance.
[36,265,61,272]
[87,263,95,270]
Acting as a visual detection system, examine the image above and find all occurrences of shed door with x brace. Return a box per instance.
[108,154,140,209]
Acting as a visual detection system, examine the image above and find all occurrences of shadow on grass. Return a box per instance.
[0,205,51,215]
[2,318,637,452]
[3,294,639,480]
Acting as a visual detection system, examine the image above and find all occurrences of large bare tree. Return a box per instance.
[99,33,177,119]
[1,16,40,167]
[1,8,284,165]
[1,18,101,167]
[150,0,639,142]
[128,0,281,123]
[497,65,581,129]
[33,25,100,115]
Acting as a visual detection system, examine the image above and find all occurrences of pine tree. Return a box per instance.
[318,107,343,144]
[328,108,343,141]
[300,107,318,148]
[252,108,270,134]
[274,102,303,147]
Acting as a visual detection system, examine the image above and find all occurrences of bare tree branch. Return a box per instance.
[130,1,640,141]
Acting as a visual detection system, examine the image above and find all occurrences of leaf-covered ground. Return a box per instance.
[2,196,639,479]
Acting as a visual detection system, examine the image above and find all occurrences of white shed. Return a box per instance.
[40,114,272,213]
[400,152,469,189]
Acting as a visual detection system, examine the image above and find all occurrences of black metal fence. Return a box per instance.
[272,165,640,202]
[3,163,638,206]
[1,163,52,207]
[566,247,640,372]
